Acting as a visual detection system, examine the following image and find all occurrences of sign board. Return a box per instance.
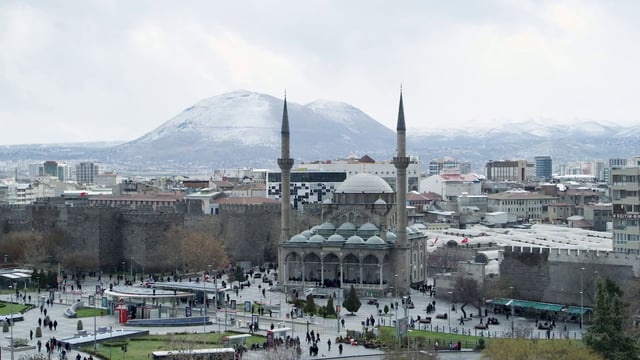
[244,301,251,313]
[251,314,259,330]
[230,299,236,310]
[185,306,192,317]
[396,316,409,338]
[88,295,95,306]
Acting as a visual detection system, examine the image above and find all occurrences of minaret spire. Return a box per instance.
[278,91,294,284]
[392,87,410,295]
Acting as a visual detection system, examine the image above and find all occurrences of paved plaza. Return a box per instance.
[0,275,586,359]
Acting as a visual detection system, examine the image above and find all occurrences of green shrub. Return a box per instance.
[475,338,486,350]
[2,321,8,333]
[35,326,42,338]
[77,320,83,331]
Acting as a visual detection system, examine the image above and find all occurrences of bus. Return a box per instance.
[151,348,236,360]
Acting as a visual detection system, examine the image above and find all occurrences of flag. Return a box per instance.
[461,237,469,244]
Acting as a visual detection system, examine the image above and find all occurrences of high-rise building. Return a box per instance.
[428,157,460,176]
[611,166,640,253]
[485,160,531,182]
[76,162,105,184]
[31,161,71,181]
[534,156,552,181]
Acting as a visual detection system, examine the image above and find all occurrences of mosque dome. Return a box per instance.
[358,222,378,232]
[317,222,336,231]
[374,198,387,205]
[366,236,386,245]
[357,222,378,238]
[289,234,308,243]
[335,173,393,194]
[346,235,365,244]
[327,234,346,243]
[308,234,325,243]
[301,230,313,239]
[386,231,397,243]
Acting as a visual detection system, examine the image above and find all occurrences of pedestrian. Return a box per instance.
[338,343,343,355]
[327,338,331,351]
[30,329,33,340]
[49,321,53,331]
[54,320,58,330]
[37,339,42,352]
[38,318,42,327]
[44,308,47,317]
[76,353,81,360]
[341,318,345,328]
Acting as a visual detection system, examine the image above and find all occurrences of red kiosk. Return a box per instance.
[114,297,128,324]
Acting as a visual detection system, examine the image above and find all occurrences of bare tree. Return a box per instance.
[151,226,229,274]
[452,276,482,319]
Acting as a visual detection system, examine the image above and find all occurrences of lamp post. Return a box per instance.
[509,286,514,339]
[447,291,453,332]
[581,267,585,329]
[121,261,126,284]
[203,270,207,343]
[130,256,134,281]
[394,274,399,347]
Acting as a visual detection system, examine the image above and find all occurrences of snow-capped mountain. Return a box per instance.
[108,90,396,167]
[1,90,638,175]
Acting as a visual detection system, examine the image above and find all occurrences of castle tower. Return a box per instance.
[393,90,411,294]
[277,95,294,277]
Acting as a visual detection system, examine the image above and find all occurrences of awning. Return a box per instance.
[564,306,591,315]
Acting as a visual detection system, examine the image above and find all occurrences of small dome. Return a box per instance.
[358,222,378,232]
[374,198,387,205]
[317,222,336,230]
[289,234,308,243]
[335,173,393,194]
[327,234,345,243]
[301,230,313,239]
[346,235,365,244]
[386,231,397,243]
[323,198,333,204]
[308,234,325,243]
[338,222,356,231]
[366,236,386,245]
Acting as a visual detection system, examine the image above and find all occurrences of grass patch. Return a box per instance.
[81,332,264,359]
[75,308,107,318]
[0,302,29,316]
[378,326,487,350]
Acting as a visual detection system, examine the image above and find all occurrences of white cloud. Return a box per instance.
[0,0,639,144]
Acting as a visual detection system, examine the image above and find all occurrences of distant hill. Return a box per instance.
[0,90,637,174]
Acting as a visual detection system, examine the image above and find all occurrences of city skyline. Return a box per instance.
[1,0,639,145]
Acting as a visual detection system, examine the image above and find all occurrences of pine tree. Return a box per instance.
[584,278,638,359]
[326,296,336,317]
[342,285,361,314]
[304,295,317,315]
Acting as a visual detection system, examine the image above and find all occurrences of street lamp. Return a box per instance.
[447,291,453,332]
[508,286,514,338]
[203,269,207,343]
[394,274,399,347]
[130,256,134,281]
[581,267,585,329]
[121,261,126,284]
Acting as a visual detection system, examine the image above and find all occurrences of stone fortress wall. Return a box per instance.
[501,246,637,307]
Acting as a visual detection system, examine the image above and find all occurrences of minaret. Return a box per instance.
[393,89,411,294]
[277,94,294,281]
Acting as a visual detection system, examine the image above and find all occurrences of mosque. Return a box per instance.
[277,92,429,296]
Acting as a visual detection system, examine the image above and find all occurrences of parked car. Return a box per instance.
[367,299,379,306]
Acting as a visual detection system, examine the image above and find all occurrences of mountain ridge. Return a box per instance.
[0,90,638,175]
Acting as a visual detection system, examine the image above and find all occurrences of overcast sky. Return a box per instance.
[1,0,639,145]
